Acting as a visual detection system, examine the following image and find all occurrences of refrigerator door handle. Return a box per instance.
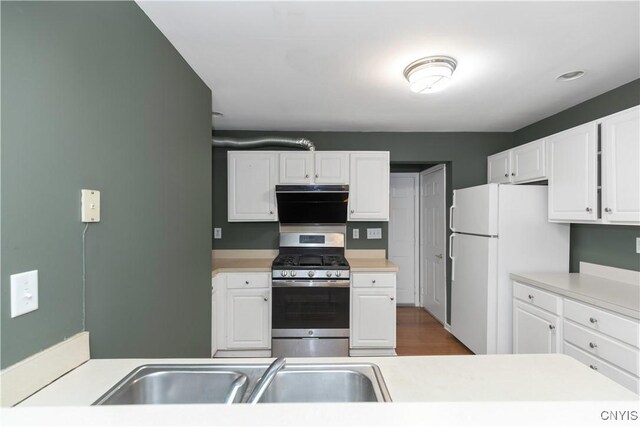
[449,204,455,231]
[449,234,455,281]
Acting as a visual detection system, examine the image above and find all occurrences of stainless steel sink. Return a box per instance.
[93,364,268,405]
[93,362,391,405]
[256,363,391,403]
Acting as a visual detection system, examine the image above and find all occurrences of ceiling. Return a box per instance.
[137,1,640,132]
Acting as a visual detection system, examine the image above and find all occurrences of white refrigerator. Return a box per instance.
[449,183,569,354]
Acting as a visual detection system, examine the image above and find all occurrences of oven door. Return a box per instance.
[271,281,350,332]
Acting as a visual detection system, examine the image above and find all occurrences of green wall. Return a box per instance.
[1,1,212,367]
[213,132,514,322]
[513,79,640,272]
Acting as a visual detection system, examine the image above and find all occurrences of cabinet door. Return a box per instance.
[226,288,271,349]
[512,139,546,183]
[513,300,560,354]
[211,288,218,357]
[547,122,598,222]
[228,152,278,221]
[314,151,349,184]
[601,106,640,224]
[351,287,396,348]
[348,152,390,220]
[487,151,511,184]
[279,152,313,184]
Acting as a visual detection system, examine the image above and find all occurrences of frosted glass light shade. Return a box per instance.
[404,56,457,94]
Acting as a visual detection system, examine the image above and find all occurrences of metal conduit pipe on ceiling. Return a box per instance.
[212,136,315,151]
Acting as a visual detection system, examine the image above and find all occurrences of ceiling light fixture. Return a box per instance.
[556,70,585,82]
[403,56,457,94]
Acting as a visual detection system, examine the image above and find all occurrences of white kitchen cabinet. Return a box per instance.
[279,151,349,185]
[601,106,640,225]
[547,121,598,222]
[213,272,272,356]
[279,152,313,184]
[348,152,390,221]
[513,300,560,354]
[513,282,562,355]
[225,287,271,350]
[211,276,219,357]
[487,151,511,184]
[228,151,278,222]
[350,272,396,354]
[512,277,640,394]
[314,151,349,184]
[511,139,546,183]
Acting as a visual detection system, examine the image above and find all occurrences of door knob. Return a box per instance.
[263,297,269,302]
[350,209,355,214]
[390,297,395,301]
[504,173,508,177]
[589,342,598,349]
[305,174,309,178]
[315,174,319,178]
[548,324,555,331]
[435,254,443,259]
[604,208,611,213]
[585,207,592,213]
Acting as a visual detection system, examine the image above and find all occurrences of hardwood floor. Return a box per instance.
[396,307,473,356]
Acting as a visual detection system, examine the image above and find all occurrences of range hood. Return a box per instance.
[276,185,349,224]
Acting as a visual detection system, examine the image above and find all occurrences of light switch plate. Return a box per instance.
[367,228,382,239]
[11,270,39,318]
[81,189,100,222]
[352,228,359,239]
[214,228,222,239]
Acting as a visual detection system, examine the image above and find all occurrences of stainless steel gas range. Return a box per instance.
[271,232,350,357]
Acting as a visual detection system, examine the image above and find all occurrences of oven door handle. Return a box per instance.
[271,280,350,288]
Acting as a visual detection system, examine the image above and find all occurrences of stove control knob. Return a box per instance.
[290,270,297,277]
[308,270,315,278]
[281,270,288,277]
[335,271,342,277]
[326,271,332,277]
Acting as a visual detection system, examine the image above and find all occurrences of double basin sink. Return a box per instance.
[93,361,391,405]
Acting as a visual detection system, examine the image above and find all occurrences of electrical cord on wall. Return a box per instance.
[82,223,89,330]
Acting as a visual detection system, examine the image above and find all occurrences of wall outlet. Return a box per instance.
[214,228,222,239]
[636,237,640,254]
[352,228,359,239]
[11,270,39,318]
[367,228,382,239]
[81,189,100,222]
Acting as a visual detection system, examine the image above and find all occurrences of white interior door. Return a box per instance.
[389,173,419,305]
[420,165,446,324]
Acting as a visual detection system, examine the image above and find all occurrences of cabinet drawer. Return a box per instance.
[226,273,270,289]
[563,320,639,376]
[564,342,639,394]
[513,282,561,315]
[352,273,396,288]
[564,299,639,348]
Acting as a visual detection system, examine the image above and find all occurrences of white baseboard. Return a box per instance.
[579,262,640,285]
[0,332,90,407]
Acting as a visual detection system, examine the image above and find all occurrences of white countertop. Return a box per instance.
[19,354,636,406]
[7,355,639,426]
[510,272,640,319]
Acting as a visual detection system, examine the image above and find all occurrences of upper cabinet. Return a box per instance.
[487,139,546,184]
[487,151,512,184]
[348,152,390,221]
[228,151,279,222]
[279,151,349,185]
[314,151,350,184]
[546,106,639,225]
[547,122,598,222]
[601,106,640,224]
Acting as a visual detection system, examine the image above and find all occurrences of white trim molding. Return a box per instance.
[0,332,90,407]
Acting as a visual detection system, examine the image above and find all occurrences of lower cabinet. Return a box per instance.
[513,300,560,354]
[350,272,397,355]
[512,280,639,394]
[212,272,272,356]
[226,288,271,349]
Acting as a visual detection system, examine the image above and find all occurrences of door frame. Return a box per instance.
[419,164,447,323]
[389,173,420,306]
